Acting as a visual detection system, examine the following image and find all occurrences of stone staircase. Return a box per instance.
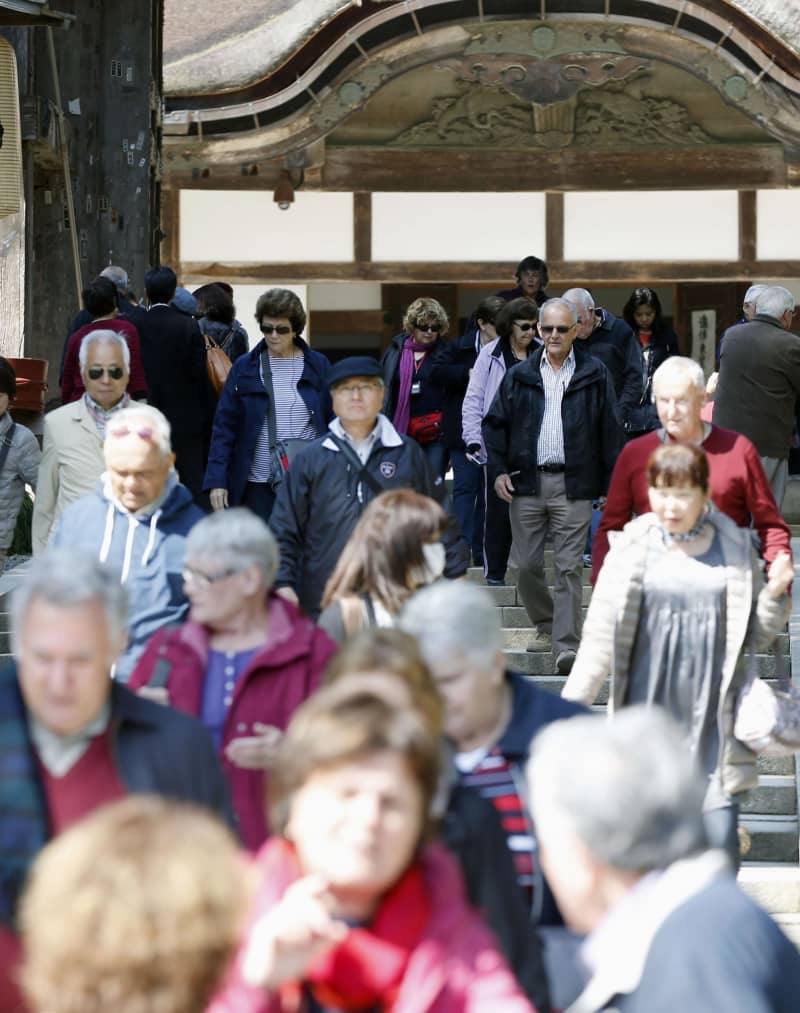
[468,541,800,945]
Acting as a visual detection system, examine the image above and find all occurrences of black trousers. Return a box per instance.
[243,480,277,523]
[483,473,513,581]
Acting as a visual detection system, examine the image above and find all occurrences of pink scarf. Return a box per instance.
[393,336,431,435]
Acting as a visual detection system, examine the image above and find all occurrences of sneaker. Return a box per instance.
[526,630,552,653]
[556,649,577,675]
[486,577,506,587]
[582,553,592,568]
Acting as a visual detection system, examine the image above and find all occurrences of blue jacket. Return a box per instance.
[203,338,332,503]
[0,667,232,928]
[51,472,203,681]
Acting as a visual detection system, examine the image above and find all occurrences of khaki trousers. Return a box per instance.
[509,472,592,657]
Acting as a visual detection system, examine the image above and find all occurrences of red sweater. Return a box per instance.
[61,318,148,403]
[38,732,126,835]
[592,425,791,583]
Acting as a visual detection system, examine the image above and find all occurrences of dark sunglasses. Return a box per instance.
[109,424,154,443]
[260,323,293,335]
[414,322,442,333]
[513,321,536,331]
[540,325,573,335]
[87,366,125,380]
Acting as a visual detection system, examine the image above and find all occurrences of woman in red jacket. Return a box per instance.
[208,683,535,1013]
[129,508,337,849]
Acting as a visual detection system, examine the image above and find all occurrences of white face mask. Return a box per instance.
[421,541,446,582]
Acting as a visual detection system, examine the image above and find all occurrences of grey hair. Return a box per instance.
[743,283,768,306]
[11,549,129,654]
[104,405,172,456]
[78,329,131,373]
[755,285,795,321]
[561,288,595,314]
[398,581,502,670]
[539,297,578,325]
[100,264,129,294]
[185,508,280,589]
[652,355,705,396]
[528,707,708,872]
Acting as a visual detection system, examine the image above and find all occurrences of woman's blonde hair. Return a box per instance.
[20,796,249,1013]
[321,489,447,613]
[402,296,449,336]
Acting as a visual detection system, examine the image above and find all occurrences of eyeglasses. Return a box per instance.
[513,321,536,332]
[335,382,382,397]
[87,366,125,380]
[540,325,574,335]
[182,566,242,589]
[260,324,293,335]
[108,424,155,442]
[414,322,442,333]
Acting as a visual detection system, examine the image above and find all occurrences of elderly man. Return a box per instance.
[713,285,800,507]
[593,355,791,581]
[270,355,469,617]
[484,297,622,674]
[562,287,642,432]
[33,330,133,552]
[528,708,800,1012]
[400,581,587,1007]
[0,549,230,1009]
[50,404,203,680]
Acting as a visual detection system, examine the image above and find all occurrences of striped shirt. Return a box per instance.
[536,348,575,466]
[456,746,537,908]
[249,354,316,483]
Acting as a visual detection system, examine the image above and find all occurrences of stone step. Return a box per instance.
[739,776,798,816]
[758,754,797,776]
[499,605,589,627]
[486,584,593,607]
[467,566,592,587]
[739,815,799,863]
[509,651,786,679]
[775,914,800,948]
[739,865,800,914]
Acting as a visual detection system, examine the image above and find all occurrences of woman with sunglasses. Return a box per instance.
[205,288,332,522]
[381,297,450,480]
[129,508,337,850]
[462,297,540,585]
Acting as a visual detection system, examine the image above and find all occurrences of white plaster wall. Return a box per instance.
[371,193,546,262]
[180,191,353,262]
[564,191,739,261]
[757,191,800,260]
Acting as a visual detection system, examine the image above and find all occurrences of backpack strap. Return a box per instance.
[339,595,367,637]
[260,349,279,455]
[327,433,385,497]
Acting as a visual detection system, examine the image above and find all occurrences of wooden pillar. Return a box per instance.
[160,187,181,272]
[353,191,371,265]
[738,190,757,264]
[545,191,564,266]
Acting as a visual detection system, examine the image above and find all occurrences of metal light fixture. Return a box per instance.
[273,168,305,211]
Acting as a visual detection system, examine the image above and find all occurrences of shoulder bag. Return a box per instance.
[204,332,232,396]
[734,642,800,756]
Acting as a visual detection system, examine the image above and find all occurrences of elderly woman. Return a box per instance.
[381,296,450,480]
[462,297,539,584]
[317,489,448,642]
[60,276,147,403]
[20,797,248,1013]
[129,508,337,849]
[33,330,132,551]
[209,684,534,1013]
[563,443,793,867]
[204,288,331,522]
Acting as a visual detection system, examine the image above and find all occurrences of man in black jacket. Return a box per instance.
[563,287,642,432]
[484,298,622,674]
[135,266,215,501]
[270,356,469,617]
[0,548,232,999]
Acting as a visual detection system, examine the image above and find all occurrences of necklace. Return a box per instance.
[659,512,709,544]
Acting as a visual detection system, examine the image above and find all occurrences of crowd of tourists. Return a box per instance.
[0,255,799,1012]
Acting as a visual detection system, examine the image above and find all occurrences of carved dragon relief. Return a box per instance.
[388,60,717,150]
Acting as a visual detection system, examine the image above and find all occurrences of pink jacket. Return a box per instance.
[128,594,337,850]
[208,842,536,1013]
[461,338,508,458]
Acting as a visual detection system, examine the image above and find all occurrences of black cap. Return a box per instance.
[0,357,16,398]
[328,356,383,389]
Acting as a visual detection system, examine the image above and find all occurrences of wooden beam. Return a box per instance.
[353,191,371,263]
[160,188,181,270]
[181,259,800,286]
[546,192,564,263]
[739,190,757,263]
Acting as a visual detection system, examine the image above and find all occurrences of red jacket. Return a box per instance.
[128,594,336,849]
[593,425,791,582]
[208,842,535,1013]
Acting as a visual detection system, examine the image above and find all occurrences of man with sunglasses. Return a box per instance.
[51,404,204,682]
[33,331,133,552]
[484,299,622,676]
